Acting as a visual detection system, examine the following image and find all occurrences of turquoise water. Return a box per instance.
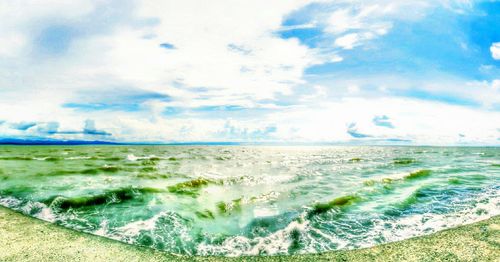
[0,145,498,256]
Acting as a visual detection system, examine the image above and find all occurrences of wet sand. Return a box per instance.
[0,206,498,261]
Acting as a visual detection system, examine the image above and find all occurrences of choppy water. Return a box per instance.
[0,145,498,256]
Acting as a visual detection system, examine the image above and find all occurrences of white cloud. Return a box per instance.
[326,5,392,35]
[0,0,324,141]
[0,33,27,57]
[264,97,500,145]
[325,1,433,50]
[347,85,360,94]
[0,0,498,145]
[0,1,94,57]
[0,0,322,104]
[335,33,360,49]
[492,80,500,90]
[130,0,320,100]
[491,42,500,60]
[463,79,500,109]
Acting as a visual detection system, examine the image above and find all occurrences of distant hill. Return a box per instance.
[0,138,119,145]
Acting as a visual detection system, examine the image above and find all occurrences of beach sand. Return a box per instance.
[0,206,498,261]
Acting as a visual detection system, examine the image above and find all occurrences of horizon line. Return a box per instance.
[0,138,498,147]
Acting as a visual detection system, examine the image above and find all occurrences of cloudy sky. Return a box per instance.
[0,0,499,145]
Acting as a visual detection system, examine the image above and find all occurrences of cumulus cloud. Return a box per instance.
[217,120,278,141]
[83,120,111,136]
[0,1,498,145]
[373,115,394,128]
[491,42,500,60]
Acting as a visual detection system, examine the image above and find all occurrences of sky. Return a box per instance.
[0,0,499,145]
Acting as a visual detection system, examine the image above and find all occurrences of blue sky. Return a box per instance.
[0,0,499,145]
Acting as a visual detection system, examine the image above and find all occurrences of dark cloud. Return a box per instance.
[36,122,60,134]
[384,138,411,142]
[5,120,111,137]
[347,123,371,138]
[373,115,394,129]
[10,122,37,131]
[83,120,111,136]
[159,42,175,49]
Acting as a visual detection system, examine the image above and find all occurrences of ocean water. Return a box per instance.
[0,145,498,256]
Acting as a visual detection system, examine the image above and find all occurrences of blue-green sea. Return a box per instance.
[0,146,498,256]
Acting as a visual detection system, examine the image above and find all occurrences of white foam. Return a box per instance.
[0,196,23,207]
[33,205,57,222]
[114,213,163,238]
[196,189,499,256]
[197,212,322,256]
[127,154,139,161]
[353,189,500,250]
[65,156,91,160]
[94,220,109,236]
[106,211,195,255]
[0,197,57,222]
[126,154,160,161]
[253,206,279,218]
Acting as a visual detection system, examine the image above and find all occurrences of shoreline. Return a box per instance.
[0,206,498,261]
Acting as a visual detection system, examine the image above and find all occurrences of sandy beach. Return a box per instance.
[0,206,498,261]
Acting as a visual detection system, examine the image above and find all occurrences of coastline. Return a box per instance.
[0,206,498,261]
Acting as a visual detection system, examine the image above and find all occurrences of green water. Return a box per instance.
[0,146,498,256]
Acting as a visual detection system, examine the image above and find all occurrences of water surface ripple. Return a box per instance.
[0,146,498,256]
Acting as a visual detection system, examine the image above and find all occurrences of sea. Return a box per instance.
[0,145,498,256]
